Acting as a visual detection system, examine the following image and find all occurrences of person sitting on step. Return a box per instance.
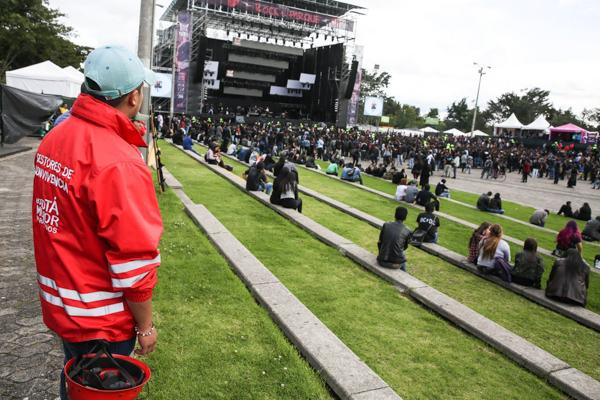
[325,159,340,176]
[270,166,302,213]
[487,193,504,214]
[545,248,590,307]
[395,180,408,201]
[555,220,583,256]
[416,184,440,211]
[477,191,492,211]
[557,201,574,218]
[582,216,600,241]
[403,180,419,204]
[205,143,233,171]
[341,163,363,185]
[573,202,592,222]
[477,224,511,279]
[244,161,272,195]
[512,238,545,288]
[415,202,440,243]
[529,209,550,227]
[435,179,450,198]
[468,222,491,264]
[377,206,412,271]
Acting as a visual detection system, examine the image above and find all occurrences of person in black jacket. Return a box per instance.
[557,201,574,217]
[415,203,440,243]
[377,207,412,271]
[435,179,450,198]
[512,238,545,288]
[244,162,271,194]
[574,202,592,221]
[270,166,302,213]
[416,184,440,211]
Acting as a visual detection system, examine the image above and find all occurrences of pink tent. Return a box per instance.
[549,123,588,143]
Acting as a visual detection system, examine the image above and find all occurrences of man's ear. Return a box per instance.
[127,89,141,108]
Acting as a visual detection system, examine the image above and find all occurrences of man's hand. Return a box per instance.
[135,327,158,356]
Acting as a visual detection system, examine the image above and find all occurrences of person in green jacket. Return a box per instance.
[325,159,340,176]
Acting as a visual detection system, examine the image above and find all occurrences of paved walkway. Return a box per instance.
[0,138,61,400]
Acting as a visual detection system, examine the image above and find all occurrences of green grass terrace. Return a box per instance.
[157,142,600,398]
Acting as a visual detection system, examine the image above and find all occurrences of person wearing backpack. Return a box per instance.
[414,203,440,244]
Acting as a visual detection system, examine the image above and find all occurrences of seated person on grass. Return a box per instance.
[270,167,302,213]
[395,180,408,201]
[416,184,440,211]
[305,156,319,169]
[574,202,592,221]
[244,162,272,195]
[415,203,440,243]
[477,191,492,211]
[546,248,590,307]
[435,179,450,198]
[487,193,504,214]
[468,222,491,263]
[529,209,550,227]
[206,144,233,171]
[557,201,574,218]
[325,159,340,176]
[582,216,600,241]
[403,180,419,204]
[512,238,544,288]
[182,133,199,155]
[477,224,512,281]
[341,163,364,185]
[377,206,412,271]
[555,220,583,256]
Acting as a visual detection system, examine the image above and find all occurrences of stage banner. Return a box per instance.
[151,73,172,98]
[205,0,353,31]
[364,96,384,117]
[174,11,191,113]
[346,68,362,125]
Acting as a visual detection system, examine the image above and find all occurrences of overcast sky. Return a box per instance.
[48,0,599,117]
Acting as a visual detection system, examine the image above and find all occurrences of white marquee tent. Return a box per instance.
[494,113,524,135]
[523,115,551,132]
[469,130,489,137]
[420,126,439,133]
[5,61,83,98]
[444,128,467,136]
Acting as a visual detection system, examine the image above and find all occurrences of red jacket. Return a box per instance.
[32,94,163,343]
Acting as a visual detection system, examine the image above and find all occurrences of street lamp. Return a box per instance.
[470,62,491,135]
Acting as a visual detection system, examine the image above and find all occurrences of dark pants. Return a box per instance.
[280,198,303,213]
[60,337,136,400]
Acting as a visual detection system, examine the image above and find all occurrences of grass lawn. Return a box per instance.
[141,185,331,399]
[200,146,600,314]
[163,143,565,399]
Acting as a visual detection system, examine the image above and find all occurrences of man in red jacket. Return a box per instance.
[32,45,163,399]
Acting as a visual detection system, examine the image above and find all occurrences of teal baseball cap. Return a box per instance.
[83,45,155,100]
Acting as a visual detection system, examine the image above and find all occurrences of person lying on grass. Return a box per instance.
[546,248,590,307]
[512,238,545,288]
[377,206,412,271]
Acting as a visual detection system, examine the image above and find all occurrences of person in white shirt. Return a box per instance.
[477,224,511,270]
[395,182,408,201]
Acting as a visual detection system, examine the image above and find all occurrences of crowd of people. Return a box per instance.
[167,115,597,308]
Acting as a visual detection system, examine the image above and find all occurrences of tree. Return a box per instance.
[485,88,553,124]
[426,108,439,118]
[445,98,471,131]
[582,108,600,130]
[0,0,90,82]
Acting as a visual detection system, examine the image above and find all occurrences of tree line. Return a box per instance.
[358,68,600,133]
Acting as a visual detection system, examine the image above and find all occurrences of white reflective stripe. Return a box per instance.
[111,272,149,288]
[39,289,124,317]
[110,254,161,274]
[37,274,123,303]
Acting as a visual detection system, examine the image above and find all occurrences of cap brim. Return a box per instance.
[144,68,156,86]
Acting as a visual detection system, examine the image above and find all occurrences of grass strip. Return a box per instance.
[197,145,600,314]
[142,185,331,399]
[164,143,564,399]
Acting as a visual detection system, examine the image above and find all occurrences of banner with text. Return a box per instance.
[174,11,191,113]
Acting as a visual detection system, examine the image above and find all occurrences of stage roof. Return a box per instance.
[161,0,365,22]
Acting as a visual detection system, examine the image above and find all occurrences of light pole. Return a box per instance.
[470,62,491,135]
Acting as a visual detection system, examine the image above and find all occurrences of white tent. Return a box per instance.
[469,130,489,137]
[420,126,439,133]
[494,113,523,129]
[523,115,551,132]
[444,128,466,136]
[5,61,83,97]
